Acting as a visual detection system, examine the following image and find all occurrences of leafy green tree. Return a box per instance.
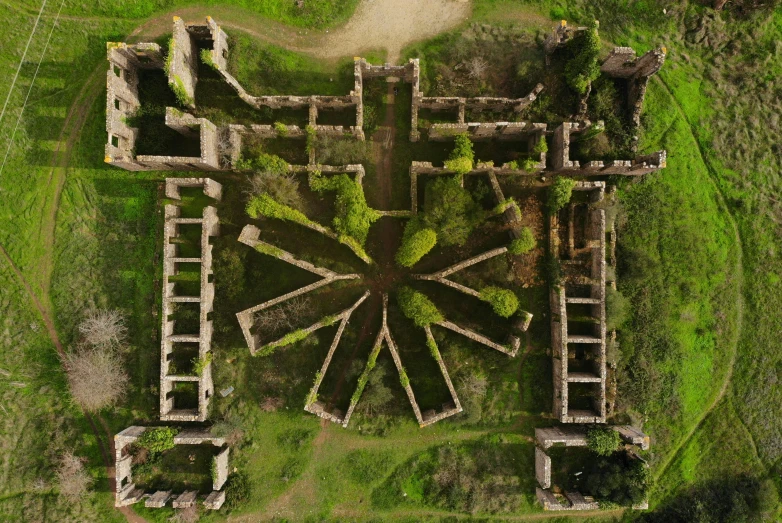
[479,287,519,318]
[422,175,482,246]
[583,453,650,507]
[548,176,577,214]
[586,426,622,456]
[444,133,475,174]
[564,20,601,94]
[508,228,536,254]
[310,172,380,246]
[359,361,394,415]
[396,227,437,267]
[397,286,443,327]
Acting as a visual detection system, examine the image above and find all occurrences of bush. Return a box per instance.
[564,20,601,94]
[444,133,474,174]
[224,472,251,510]
[479,287,519,318]
[137,427,178,453]
[246,193,316,228]
[274,121,288,137]
[508,228,535,254]
[421,175,482,246]
[548,176,577,214]
[192,352,212,376]
[78,309,127,349]
[397,286,443,327]
[395,227,437,267]
[56,451,91,503]
[444,156,473,175]
[309,172,380,245]
[583,453,650,507]
[586,426,622,456]
[64,345,128,411]
[533,135,548,154]
[245,169,303,211]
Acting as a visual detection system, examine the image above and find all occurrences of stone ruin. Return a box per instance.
[160,178,221,422]
[549,181,608,424]
[115,426,229,510]
[534,425,650,511]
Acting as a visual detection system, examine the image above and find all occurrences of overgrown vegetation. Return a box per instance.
[309,171,380,246]
[564,20,601,94]
[444,133,475,175]
[137,427,178,454]
[478,287,520,318]
[397,287,444,327]
[395,227,437,267]
[586,426,621,456]
[508,227,536,255]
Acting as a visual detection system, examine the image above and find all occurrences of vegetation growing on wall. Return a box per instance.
[395,228,437,267]
[564,20,601,95]
[397,287,443,327]
[479,287,519,318]
[444,133,475,175]
[309,171,380,246]
[548,176,577,214]
[508,228,536,254]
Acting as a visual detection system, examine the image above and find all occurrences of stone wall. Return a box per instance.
[534,425,650,511]
[549,182,607,424]
[169,17,199,108]
[235,224,361,355]
[115,426,228,510]
[160,179,221,422]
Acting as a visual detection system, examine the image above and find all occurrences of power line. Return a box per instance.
[0,0,65,179]
[0,0,49,128]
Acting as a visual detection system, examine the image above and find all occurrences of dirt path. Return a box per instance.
[651,75,745,482]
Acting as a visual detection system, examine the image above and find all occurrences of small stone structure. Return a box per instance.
[114,426,229,510]
[234,224,361,355]
[534,425,650,511]
[550,181,607,424]
[160,178,221,422]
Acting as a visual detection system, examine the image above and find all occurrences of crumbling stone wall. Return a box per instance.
[160,179,221,422]
[169,17,199,108]
[601,47,666,131]
[534,425,650,511]
[115,426,229,510]
[549,182,607,424]
[235,224,361,355]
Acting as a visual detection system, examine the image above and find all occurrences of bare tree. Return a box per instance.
[78,309,127,349]
[64,345,128,411]
[255,296,313,337]
[245,170,304,211]
[56,451,92,502]
[169,506,200,523]
[466,57,488,80]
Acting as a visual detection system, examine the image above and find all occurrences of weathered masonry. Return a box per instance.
[550,181,607,424]
[160,178,221,422]
[115,426,230,510]
[535,426,650,511]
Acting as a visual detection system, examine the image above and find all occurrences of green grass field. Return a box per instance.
[1,0,781,520]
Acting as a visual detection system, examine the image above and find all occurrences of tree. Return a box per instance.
[246,170,304,211]
[78,309,127,349]
[358,360,394,415]
[64,345,128,411]
[56,450,92,502]
[309,172,380,246]
[444,133,475,175]
[422,175,482,246]
[255,296,313,336]
[395,227,437,267]
[583,453,650,506]
[479,287,519,318]
[586,426,622,456]
[564,20,601,94]
[508,228,536,254]
[466,57,488,79]
[548,176,577,214]
[397,286,443,327]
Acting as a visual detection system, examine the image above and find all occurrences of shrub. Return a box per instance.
[479,287,519,318]
[586,426,622,456]
[522,157,539,172]
[444,156,473,175]
[274,121,288,137]
[397,286,443,327]
[564,20,601,94]
[421,175,482,246]
[395,228,437,267]
[508,228,536,254]
[533,135,548,154]
[224,472,251,510]
[548,176,577,214]
[399,367,410,388]
[309,172,379,246]
[56,451,91,503]
[137,427,178,453]
[64,345,128,411]
[444,133,474,174]
[78,309,127,348]
[363,104,378,133]
[192,352,212,376]
[583,453,650,506]
[246,193,316,228]
[200,48,217,70]
[245,169,303,211]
